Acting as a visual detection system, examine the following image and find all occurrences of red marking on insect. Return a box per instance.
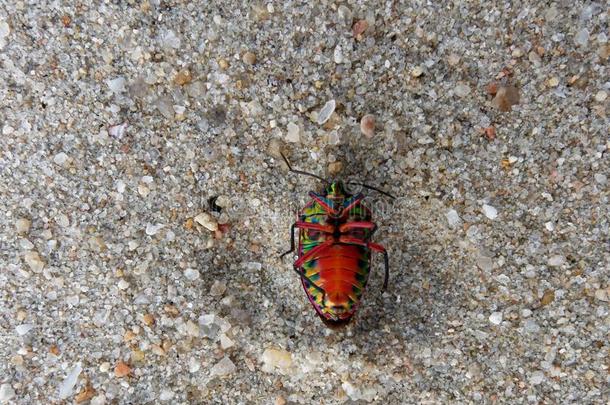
[280,153,393,327]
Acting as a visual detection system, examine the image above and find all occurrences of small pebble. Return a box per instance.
[106,77,126,93]
[529,371,545,385]
[220,334,235,349]
[548,255,566,267]
[185,320,200,337]
[285,122,300,143]
[574,28,589,46]
[594,288,608,302]
[194,213,218,232]
[114,361,131,378]
[492,86,520,112]
[317,99,336,125]
[445,209,461,227]
[352,20,368,39]
[117,279,130,290]
[90,394,106,405]
[142,313,155,326]
[411,66,424,77]
[328,161,343,176]
[482,204,498,220]
[210,280,227,296]
[0,383,16,403]
[454,83,471,97]
[540,289,555,306]
[261,348,293,373]
[547,77,559,87]
[15,218,31,234]
[210,356,236,377]
[477,256,493,272]
[15,324,34,336]
[594,90,607,102]
[173,69,192,86]
[145,223,164,236]
[333,45,343,64]
[53,152,69,166]
[242,51,256,65]
[188,357,201,373]
[489,312,503,325]
[360,114,375,138]
[108,122,127,140]
[159,390,175,401]
[184,268,200,281]
[24,251,45,272]
[58,363,82,400]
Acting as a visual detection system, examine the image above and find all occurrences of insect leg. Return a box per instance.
[338,221,377,233]
[280,223,297,258]
[368,242,389,291]
[281,222,333,258]
[293,240,333,268]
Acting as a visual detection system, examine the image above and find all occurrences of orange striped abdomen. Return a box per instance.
[300,243,371,320]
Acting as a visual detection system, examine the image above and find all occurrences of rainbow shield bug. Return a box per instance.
[280,153,393,327]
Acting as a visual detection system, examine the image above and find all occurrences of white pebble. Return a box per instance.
[529,371,545,385]
[106,77,126,93]
[108,122,128,139]
[184,268,200,281]
[159,390,175,401]
[220,334,235,349]
[15,324,34,336]
[0,383,15,403]
[594,173,607,185]
[24,251,44,272]
[245,262,262,271]
[15,218,31,234]
[145,223,164,236]
[482,204,498,220]
[58,362,82,399]
[210,356,236,377]
[285,122,300,143]
[194,212,218,232]
[317,99,336,125]
[445,209,461,227]
[66,295,80,306]
[454,83,471,97]
[574,28,589,46]
[19,239,34,250]
[188,357,201,373]
[333,45,343,64]
[477,256,493,272]
[116,180,126,193]
[90,394,106,405]
[548,255,565,267]
[489,312,503,325]
[57,213,70,228]
[210,280,227,296]
[185,320,200,337]
[117,279,130,290]
[53,152,69,166]
[261,348,293,373]
[594,289,608,302]
[594,90,607,102]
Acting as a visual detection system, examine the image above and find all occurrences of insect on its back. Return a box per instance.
[280,154,391,327]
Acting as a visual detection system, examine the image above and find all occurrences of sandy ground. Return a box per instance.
[0,1,608,404]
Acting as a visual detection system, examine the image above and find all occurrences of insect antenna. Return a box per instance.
[347,181,395,199]
[280,152,329,184]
